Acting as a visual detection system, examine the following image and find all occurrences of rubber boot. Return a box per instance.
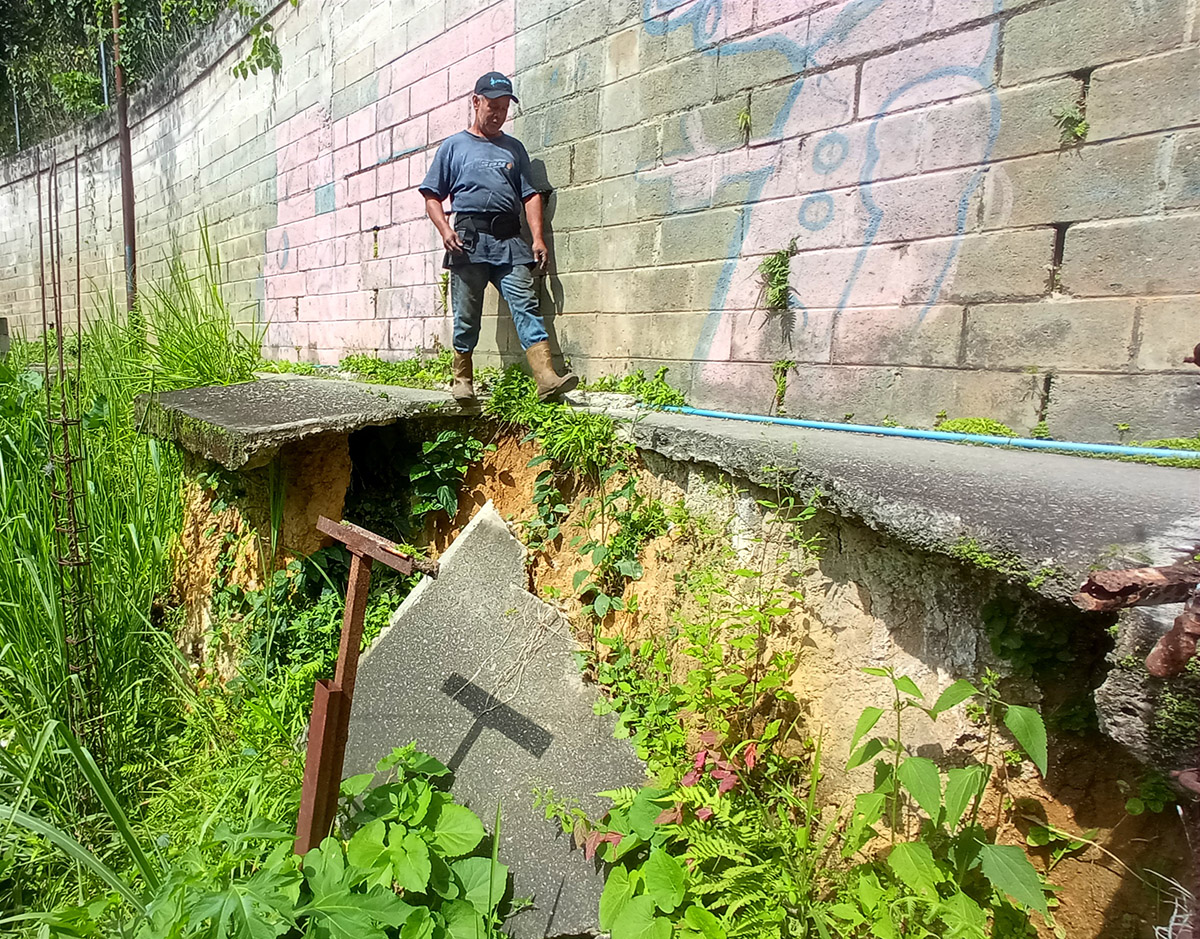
[526,340,578,401]
[451,351,476,404]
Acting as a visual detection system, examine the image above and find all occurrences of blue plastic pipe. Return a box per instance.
[649,405,1200,462]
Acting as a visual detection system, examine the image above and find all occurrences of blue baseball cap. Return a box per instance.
[475,71,519,103]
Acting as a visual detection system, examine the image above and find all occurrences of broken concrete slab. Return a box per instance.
[345,501,645,939]
[136,374,467,469]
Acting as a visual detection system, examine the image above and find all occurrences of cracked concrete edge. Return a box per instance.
[620,413,1077,603]
[135,377,469,469]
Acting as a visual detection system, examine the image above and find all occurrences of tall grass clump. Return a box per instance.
[0,233,264,911]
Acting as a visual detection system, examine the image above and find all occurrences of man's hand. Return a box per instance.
[442,228,465,254]
[532,238,549,271]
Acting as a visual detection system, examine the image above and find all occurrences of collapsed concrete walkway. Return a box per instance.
[344,501,644,939]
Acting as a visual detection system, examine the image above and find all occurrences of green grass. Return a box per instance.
[340,350,454,388]
[0,236,266,911]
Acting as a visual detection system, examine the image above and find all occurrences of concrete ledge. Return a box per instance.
[625,410,1200,603]
[136,375,467,469]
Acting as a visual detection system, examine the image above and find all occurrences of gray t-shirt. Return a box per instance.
[419,130,537,266]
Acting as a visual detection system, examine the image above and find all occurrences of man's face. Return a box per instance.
[473,94,510,136]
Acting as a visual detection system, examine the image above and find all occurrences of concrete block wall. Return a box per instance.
[1,0,1198,442]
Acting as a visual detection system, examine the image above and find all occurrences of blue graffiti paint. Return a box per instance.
[798,193,835,231]
[279,229,290,270]
[812,132,850,175]
[638,0,1004,367]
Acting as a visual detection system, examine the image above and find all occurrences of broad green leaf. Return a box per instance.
[600,866,637,930]
[1025,825,1052,848]
[897,757,942,823]
[943,766,986,832]
[1004,706,1048,776]
[930,680,979,718]
[861,667,889,677]
[399,907,435,939]
[611,895,671,939]
[573,569,590,590]
[341,773,375,798]
[428,852,458,899]
[848,707,885,755]
[346,820,390,887]
[428,802,485,857]
[845,737,885,772]
[894,675,924,699]
[443,899,487,939]
[682,905,726,939]
[938,891,987,939]
[642,848,686,913]
[978,843,1048,916]
[405,751,451,778]
[390,829,432,892]
[595,593,611,618]
[628,788,671,839]
[886,842,939,898]
[452,856,509,914]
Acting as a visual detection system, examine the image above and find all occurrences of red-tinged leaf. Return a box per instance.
[680,770,701,787]
[695,807,714,822]
[717,775,738,794]
[743,743,758,770]
[699,731,719,747]
[654,804,683,826]
[692,750,708,770]
[583,830,604,861]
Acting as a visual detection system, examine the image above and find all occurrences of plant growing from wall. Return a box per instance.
[757,239,797,314]
[1052,104,1089,146]
[736,104,752,145]
[409,428,490,518]
[770,360,793,415]
[583,366,687,409]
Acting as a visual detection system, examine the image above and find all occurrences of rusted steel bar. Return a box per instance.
[1073,562,1200,612]
[1146,587,1200,679]
[316,516,440,577]
[295,518,437,855]
[111,0,137,311]
[294,680,343,855]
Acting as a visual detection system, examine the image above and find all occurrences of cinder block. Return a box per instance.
[603,27,642,85]
[599,124,658,178]
[639,55,718,118]
[809,0,933,65]
[561,228,601,271]
[1088,47,1200,140]
[860,27,996,117]
[982,136,1164,229]
[597,220,658,270]
[662,97,750,158]
[1136,298,1200,372]
[546,182,602,231]
[833,304,964,367]
[1060,214,1200,296]
[963,298,1136,370]
[860,166,988,244]
[1166,129,1200,211]
[1001,0,1188,85]
[938,228,1055,303]
[714,32,799,97]
[541,91,599,146]
[660,208,744,264]
[331,74,379,122]
[546,2,602,57]
[922,78,1079,169]
[727,308,835,365]
[750,66,856,144]
[1046,373,1200,442]
[515,19,548,69]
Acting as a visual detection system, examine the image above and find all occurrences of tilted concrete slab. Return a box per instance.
[345,501,645,938]
[135,374,468,469]
[625,410,1200,603]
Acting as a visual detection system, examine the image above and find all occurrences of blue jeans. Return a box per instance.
[450,262,548,354]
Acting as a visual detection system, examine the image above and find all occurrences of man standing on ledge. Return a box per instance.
[419,71,578,404]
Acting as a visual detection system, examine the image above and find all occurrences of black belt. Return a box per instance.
[455,212,521,240]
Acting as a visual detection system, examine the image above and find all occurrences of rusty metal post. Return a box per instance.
[111,0,137,311]
[293,517,438,855]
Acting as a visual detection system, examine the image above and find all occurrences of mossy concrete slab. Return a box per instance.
[625,410,1200,603]
[135,375,467,469]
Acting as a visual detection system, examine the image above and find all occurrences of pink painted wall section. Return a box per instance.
[261,2,516,364]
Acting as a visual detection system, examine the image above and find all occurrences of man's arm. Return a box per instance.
[523,191,548,271]
[424,194,464,255]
